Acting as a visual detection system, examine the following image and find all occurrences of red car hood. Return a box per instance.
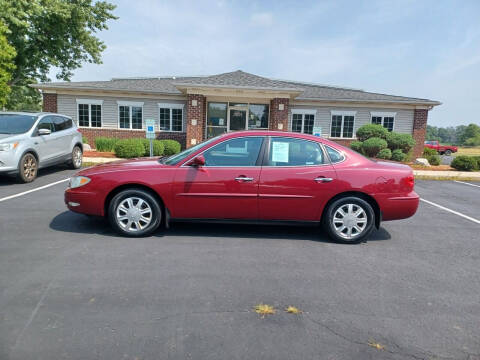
[78,157,167,176]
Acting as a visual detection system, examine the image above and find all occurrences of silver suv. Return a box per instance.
[0,112,83,182]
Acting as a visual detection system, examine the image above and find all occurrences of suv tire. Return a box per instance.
[70,145,83,169]
[18,153,38,183]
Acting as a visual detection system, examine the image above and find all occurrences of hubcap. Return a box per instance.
[23,155,36,180]
[73,148,82,167]
[332,203,368,239]
[116,197,153,232]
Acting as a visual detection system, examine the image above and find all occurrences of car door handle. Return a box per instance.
[235,176,254,182]
[314,177,333,183]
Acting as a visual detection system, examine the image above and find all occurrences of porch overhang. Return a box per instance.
[173,84,302,100]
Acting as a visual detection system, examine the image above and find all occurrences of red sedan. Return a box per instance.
[65,131,419,243]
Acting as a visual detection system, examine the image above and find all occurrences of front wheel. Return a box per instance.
[18,153,38,183]
[108,189,162,237]
[322,197,375,244]
[70,145,83,169]
[444,149,452,156]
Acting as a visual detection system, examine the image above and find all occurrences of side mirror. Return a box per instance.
[38,128,51,136]
[187,155,205,167]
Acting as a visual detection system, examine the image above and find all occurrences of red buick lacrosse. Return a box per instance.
[65,131,418,243]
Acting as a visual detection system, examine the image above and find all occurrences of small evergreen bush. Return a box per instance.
[114,139,145,158]
[350,141,363,153]
[423,147,438,157]
[356,124,388,142]
[140,139,165,156]
[451,156,479,171]
[361,137,388,157]
[376,148,392,160]
[427,154,441,166]
[95,137,118,152]
[391,149,407,162]
[161,140,181,155]
[386,132,415,153]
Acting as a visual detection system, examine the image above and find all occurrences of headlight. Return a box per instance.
[0,142,19,151]
[69,176,91,189]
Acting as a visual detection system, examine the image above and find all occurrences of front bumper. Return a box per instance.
[65,188,104,216]
[376,191,420,221]
[0,150,20,173]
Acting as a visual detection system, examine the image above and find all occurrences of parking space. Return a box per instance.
[0,178,479,359]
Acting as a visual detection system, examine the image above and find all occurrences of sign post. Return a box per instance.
[312,126,322,137]
[145,119,156,157]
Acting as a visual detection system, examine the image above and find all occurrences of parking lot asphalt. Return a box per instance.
[0,172,479,360]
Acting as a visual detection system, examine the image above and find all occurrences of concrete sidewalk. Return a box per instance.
[83,157,120,164]
[413,170,480,180]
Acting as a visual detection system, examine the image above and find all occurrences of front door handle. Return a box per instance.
[314,177,333,183]
[235,176,254,182]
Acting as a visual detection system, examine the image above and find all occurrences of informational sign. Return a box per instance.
[313,126,322,137]
[145,119,156,139]
[271,141,289,163]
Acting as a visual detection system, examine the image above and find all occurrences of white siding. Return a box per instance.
[288,105,414,138]
[57,94,187,132]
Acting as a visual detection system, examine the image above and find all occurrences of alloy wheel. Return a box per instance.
[23,154,37,181]
[332,203,368,240]
[73,147,82,167]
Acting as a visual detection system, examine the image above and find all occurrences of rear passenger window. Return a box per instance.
[203,137,263,167]
[54,116,72,131]
[325,145,345,163]
[268,137,325,166]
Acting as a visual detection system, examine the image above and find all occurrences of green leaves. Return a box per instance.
[0,20,16,107]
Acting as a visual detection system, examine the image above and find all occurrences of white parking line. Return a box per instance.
[0,178,69,203]
[420,198,480,225]
[454,180,480,188]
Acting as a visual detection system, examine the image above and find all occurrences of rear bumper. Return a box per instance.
[377,191,420,221]
[65,188,104,216]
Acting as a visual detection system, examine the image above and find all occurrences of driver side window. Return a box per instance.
[203,137,264,167]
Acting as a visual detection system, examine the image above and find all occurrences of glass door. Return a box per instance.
[228,105,248,131]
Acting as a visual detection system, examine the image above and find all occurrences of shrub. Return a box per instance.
[350,141,363,153]
[95,137,118,152]
[361,137,388,157]
[386,132,415,153]
[423,147,437,156]
[376,148,392,160]
[161,139,181,155]
[140,139,165,156]
[82,136,89,144]
[427,154,441,166]
[391,149,407,162]
[451,156,479,171]
[114,139,145,158]
[356,124,388,142]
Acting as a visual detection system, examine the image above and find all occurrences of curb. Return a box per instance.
[413,170,480,181]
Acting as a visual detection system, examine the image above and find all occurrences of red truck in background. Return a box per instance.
[424,140,458,155]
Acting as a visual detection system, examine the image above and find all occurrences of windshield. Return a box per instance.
[162,136,220,165]
[0,114,38,134]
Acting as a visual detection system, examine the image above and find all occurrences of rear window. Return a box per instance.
[54,116,73,131]
[325,145,346,163]
[0,114,37,134]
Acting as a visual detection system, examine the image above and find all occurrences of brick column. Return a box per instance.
[42,93,57,112]
[186,94,206,148]
[412,109,428,158]
[269,98,289,131]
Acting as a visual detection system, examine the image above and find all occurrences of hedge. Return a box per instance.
[140,139,165,156]
[451,156,479,171]
[350,141,363,154]
[114,139,146,158]
[356,124,388,142]
[391,149,407,162]
[386,132,415,153]
[161,139,181,155]
[423,147,437,157]
[82,136,89,144]
[95,137,119,152]
[427,154,441,166]
[376,148,392,160]
[361,137,387,157]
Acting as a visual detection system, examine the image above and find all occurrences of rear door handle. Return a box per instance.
[235,176,254,182]
[314,177,333,183]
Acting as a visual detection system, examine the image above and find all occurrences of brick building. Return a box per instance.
[32,70,440,157]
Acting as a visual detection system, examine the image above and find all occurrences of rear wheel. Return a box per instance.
[18,153,38,183]
[444,149,452,156]
[108,189,162,237]
[70,145,83,169]
[322,196,375,244]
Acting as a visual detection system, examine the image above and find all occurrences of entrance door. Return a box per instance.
[228,107,247,131]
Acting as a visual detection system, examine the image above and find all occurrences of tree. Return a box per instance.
[0,0,117,109]
[0,20,16,107]
[458,123,480,145]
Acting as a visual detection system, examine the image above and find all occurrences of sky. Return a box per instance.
[59,0,480,127]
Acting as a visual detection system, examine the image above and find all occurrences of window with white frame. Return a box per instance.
[158,103,184,132]
[117,101,143,129]
[291,109,316,135]
[76,99,103,128]
[371,112,396,132]
[330,111,355,138]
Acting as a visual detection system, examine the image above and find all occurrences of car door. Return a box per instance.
[172,136,265,220]
[258,136,338,221]
[33,116,59,163]
[53,116,74,155]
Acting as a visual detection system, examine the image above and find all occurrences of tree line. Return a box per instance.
[426,123,480,146]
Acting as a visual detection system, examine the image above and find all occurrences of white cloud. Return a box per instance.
[249,12,273,27]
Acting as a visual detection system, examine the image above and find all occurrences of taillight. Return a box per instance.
[404,175,415,191]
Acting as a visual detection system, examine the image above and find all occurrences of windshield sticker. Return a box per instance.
[272,141,289,163]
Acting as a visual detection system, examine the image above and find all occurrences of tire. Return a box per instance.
[444,150,452,156]
[108,189,162,237]
[322,196,375,244]
[17,153,38,183]
[70,145,83,169]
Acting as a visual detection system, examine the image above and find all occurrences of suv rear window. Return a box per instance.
[0,114,37,134]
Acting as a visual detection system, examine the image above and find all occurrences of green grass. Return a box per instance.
[457,147,480,156]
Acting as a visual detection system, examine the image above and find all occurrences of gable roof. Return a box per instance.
[31,70,440,106]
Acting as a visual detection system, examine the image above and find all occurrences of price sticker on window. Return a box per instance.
[271,141,289,163]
